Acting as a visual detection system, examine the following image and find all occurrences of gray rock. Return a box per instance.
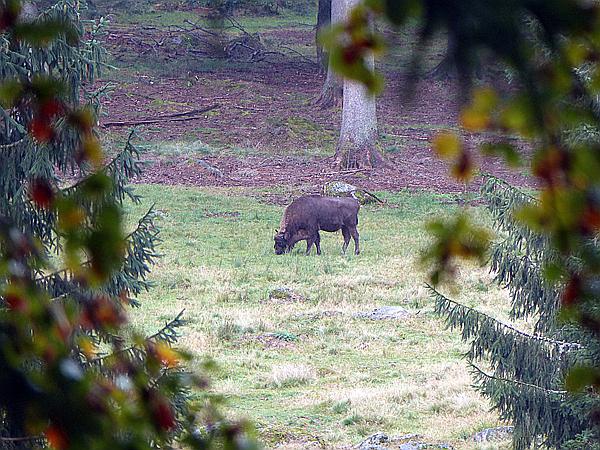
[323,181,381,205]
[268,287,304,302]
[357,432,389,450]
[354,306,412,321]
[399,443,453,450]
[325,181,356,195]
[398,444,421,450]
[472,426,514,443]
[355,433,452,450]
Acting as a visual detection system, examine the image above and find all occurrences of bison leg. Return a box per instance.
[341,227,351,254]
[306,232,322,256]
[305,234,316,255]
[305,239,313,255]
[350,226,360,255]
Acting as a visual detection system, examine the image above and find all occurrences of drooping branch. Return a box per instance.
[490,239,561,331]
[470,363,567,395]
[429,284,582,387]
[430,284,580,349]
[470,363,585,450]
[481,174,546,256]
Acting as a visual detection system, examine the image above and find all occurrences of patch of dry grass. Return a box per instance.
[267,364,317,388]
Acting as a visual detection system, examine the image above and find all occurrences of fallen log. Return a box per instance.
[101,104,219,128]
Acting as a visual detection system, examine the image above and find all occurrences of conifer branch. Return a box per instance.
[490,238,561,330]
[88,310,186,368]
[38,204,159,302]
[428,284,581,349]
[470,363,567,395]
[0,435,44,442]
[62,129,143,204]
[481,174,549,257]
[480,172,536,202]
[0,136,27,150]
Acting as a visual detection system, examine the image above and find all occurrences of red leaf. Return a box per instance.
[152,397,176,431]
[45,425,69,450]
[342,46,360,64]
[29,117,54,143]
[0,6,19,31]
[4,293,27,312]
[39,99,64,120]
[81,295,126,330]
[451,150,475,181]
[579,206,600,234]
[532,147,568,185]
[562,275,581,306]
[29,178,54,209]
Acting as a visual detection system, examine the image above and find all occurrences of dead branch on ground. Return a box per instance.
[101,105,219,128]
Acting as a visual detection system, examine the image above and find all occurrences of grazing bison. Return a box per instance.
[274,195,360,255]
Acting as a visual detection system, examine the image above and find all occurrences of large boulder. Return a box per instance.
[323,181,382,205]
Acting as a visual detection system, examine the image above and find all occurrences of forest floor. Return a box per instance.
[96,5,523,449]
[97,7,532,200]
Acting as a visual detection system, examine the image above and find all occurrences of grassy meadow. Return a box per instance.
[126,184,513,450]
[100,4,517,448]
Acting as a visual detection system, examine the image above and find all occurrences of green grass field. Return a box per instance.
[126,184,512,450]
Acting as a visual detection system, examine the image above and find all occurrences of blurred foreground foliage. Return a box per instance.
[0,1,256,448]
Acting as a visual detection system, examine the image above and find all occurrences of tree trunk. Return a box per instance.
[334,0,384,169]
[315,0,331,73]
[313,0,343,108]
[426,33,457,80]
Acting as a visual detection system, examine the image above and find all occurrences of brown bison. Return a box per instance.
[274,195,360,255]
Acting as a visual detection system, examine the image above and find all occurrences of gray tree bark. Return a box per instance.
[315,0,331,73]
[334,0,384,169]
[313,0,343,108]
[426,33,457,80]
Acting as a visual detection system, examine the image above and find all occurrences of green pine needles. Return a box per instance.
[432,174,598,449]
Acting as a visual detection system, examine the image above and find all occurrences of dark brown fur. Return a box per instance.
[274,195,360,255]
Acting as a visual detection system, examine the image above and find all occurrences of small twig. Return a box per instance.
[321,168,370,176]
[0,435,44,442]
[230,104,266,112]
[181,20,221,37]
[225,15,252,37]
[391,134,431,141]
[362,189,385,204]
[278,44,318,66]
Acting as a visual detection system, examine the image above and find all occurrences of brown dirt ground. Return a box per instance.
[98,23,533,196]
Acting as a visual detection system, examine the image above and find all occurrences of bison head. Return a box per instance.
[274,230,288,255]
